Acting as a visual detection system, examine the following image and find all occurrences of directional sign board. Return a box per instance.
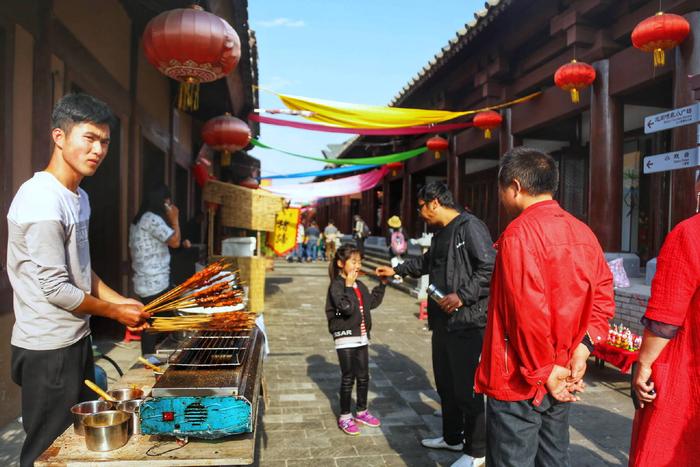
[643,147,700,174]
[644,103,700,134]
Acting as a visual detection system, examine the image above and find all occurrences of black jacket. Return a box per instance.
[394,211,495,332]
[325,276,386,340]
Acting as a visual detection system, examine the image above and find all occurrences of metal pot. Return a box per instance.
[116,399,144,435]
[102,388,144,402]
[71,400,113,436]
[83,410,131,451]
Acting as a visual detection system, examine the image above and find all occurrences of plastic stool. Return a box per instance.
[123,327,142,342]
[418,300,428,320]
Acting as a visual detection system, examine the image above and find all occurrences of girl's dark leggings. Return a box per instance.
[336,345,369,414]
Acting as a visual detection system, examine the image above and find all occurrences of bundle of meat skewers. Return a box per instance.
[143,259,253,332]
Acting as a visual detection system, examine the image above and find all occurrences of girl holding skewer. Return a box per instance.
[325,245,387,435]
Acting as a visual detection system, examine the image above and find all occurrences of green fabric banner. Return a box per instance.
[251,138,425,165]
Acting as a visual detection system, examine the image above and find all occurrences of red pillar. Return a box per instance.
[588,58,623,251]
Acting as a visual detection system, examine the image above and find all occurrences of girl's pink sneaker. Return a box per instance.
[354,410,381,427]
[338,417,360,435]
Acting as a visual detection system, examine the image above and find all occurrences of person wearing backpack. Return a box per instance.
[386,215,408,267]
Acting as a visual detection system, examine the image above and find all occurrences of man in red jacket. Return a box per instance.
[474,147,615,466]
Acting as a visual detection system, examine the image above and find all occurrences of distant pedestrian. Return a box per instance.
[475,147,615,467]
[306,221,321,262]
[325,244,387,435]
[629,213,700,467]
[288,222,305,263]
[386,215,407,267]
[324,220,339,261]
[352,215,370,256]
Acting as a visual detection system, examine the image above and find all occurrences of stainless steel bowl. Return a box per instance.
[71,400,113,436]
[83,410,131,451]
[103,388,144,402]
[116,399,144,435]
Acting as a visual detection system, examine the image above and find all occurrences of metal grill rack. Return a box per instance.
[168,331,251,368]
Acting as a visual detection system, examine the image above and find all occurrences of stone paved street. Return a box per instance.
[254,260,635,467]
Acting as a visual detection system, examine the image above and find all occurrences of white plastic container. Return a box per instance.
[222,237,256,257]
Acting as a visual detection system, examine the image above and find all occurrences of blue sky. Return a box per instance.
[247,1,484,183]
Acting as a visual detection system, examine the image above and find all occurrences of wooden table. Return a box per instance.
[35,368,258,466]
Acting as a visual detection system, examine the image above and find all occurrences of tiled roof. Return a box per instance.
[390,0,513,106]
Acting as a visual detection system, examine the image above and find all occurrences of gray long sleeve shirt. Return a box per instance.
[6,172,92,350]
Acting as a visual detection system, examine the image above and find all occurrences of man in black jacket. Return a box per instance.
[376,182,495,467]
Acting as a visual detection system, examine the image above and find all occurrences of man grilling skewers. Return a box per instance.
[6,93,150,467]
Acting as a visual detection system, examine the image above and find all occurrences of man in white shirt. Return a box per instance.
[6,93,150,467]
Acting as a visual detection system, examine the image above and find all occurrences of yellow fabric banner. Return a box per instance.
[277,91,541,129]
[268,208,300,256]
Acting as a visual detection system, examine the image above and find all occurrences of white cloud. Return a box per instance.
[255,17,306,28]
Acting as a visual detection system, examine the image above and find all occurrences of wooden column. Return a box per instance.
[401,172,414,237]
[670,11,700,228]
[447,138,461,204]
[31,0,52,172]
[588,59,623,251]
[497,108,517,233]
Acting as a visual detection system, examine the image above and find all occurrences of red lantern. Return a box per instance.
[632,12,690,68]
[473,111,503,139]
[192,161,210,188]
[142,5,241,111]
[426,136,449,159]
[385,161,404,177]
[554,60,596,104]
[202,113,251,166]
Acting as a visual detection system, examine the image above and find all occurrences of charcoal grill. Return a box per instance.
[140,326,263,438]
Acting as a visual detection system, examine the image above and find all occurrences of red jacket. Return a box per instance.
[475,200,615,406]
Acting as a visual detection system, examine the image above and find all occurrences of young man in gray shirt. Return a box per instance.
[6,93,150,467]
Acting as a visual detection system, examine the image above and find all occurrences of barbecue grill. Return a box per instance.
[140,326,263,439]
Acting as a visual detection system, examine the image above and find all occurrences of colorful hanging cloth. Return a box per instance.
[261,164,378,180]
[251,138,425,165]
[275,91,541,129]
[262,167,389,202]
[249,113,474,135]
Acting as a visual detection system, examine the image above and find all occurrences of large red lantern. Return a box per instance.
[554,60,596,104]
[632,12,690,68]
[202,113,251,166]
[426,135,449,159]
[143,5,241,111]
[473,111,503,139]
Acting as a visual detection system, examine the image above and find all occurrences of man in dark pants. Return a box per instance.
[475,147,614,466]
[6,93,150,467]
[377,182,495,467]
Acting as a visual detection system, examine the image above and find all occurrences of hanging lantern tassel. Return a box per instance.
[178,77,201,111]
[221,151,232,167]
[484,128,493,139]
[653,48,665,67]
[570,88,580,104]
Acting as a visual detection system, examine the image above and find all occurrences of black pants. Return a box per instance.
[139,289,173,355]
[486,395,571,467]
[432,326,486,458]
[354,237,365,256]
[11,335,95,467]
[336,345,369,414]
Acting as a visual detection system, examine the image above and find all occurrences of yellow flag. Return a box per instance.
[268,208,300,256]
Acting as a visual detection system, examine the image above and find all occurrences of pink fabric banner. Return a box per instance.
[261,167,389,202]
[249,113,473,135]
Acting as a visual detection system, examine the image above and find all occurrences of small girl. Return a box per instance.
[325,244,386,435]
